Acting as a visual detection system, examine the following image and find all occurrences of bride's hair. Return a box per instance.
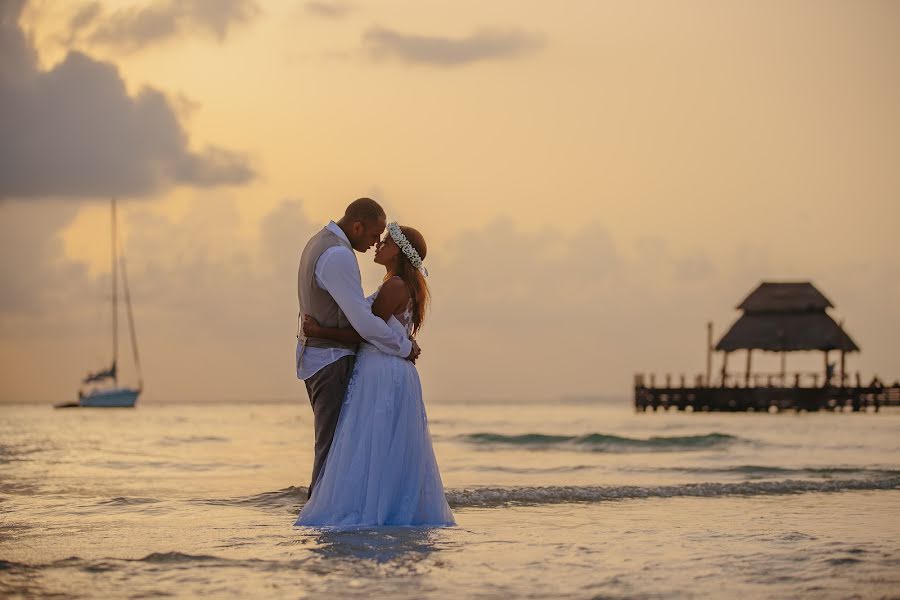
[386,226,429,335]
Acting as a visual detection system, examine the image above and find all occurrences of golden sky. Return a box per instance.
[1,0,898,403]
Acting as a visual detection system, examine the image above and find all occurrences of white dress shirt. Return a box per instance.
[296,222,412,380]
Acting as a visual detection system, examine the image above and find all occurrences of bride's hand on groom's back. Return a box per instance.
[302,314,322,337]
[406,338,421,363]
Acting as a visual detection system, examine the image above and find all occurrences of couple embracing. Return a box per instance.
[293,198,455,528]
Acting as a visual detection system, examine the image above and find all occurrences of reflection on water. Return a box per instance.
[300,526,448,565]
[272,526,458,597]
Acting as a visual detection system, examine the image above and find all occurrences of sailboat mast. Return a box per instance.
[111,198,118,384]
[119,238,143,392]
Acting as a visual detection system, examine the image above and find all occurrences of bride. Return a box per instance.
[295,222,455,528]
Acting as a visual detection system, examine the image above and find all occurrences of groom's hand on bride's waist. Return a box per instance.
[406,339,421,363]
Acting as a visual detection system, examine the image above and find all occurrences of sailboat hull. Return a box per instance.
[79,388,140,408]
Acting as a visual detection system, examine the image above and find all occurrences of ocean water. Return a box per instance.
[1,399,899,599]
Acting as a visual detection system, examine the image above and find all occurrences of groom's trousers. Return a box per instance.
[304,355,356,499]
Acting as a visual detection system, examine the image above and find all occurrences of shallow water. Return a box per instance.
[2,400,899,598]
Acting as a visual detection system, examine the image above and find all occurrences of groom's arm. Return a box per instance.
[316,248,412,358]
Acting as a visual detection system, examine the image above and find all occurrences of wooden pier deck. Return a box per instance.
[634,374,900,413]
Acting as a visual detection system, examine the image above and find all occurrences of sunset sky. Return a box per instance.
[1,0,898,404]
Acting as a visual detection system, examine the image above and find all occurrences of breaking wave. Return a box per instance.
[460,432,741,452]
[199,475,900,513]
[444,476,900,507]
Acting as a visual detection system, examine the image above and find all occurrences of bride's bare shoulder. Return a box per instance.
[379,276,409,300]
[373,276,410,318]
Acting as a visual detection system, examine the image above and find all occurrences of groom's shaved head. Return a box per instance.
[338,197,387,252]
[344,198,385,224]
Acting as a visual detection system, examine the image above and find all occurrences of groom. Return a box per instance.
[297,197,420,498]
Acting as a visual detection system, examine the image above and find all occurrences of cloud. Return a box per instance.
[0,3,256,199]
[259,199,319,277]
[71,0,261,52]
[61,2,103,47]
[674,252,717,281]
[1,0,33,81]
[0,197,747,403]
[304,1,353,19]
[0,201,88,318]
[2,201,896,404]
[363,27,543,67]
[373,218,734,402]
[415,220,899,402]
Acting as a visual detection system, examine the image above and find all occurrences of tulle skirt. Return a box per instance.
[295,344,455,528]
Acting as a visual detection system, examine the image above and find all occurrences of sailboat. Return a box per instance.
[60,199,143,408]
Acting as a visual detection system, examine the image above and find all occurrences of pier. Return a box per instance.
[634,374,900,412]
[635,282,899,413]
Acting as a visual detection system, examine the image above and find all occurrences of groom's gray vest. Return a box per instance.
[297,228,356,351]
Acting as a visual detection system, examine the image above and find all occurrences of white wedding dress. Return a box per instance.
[295,289,455,528]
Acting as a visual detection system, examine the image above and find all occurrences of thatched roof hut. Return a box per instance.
[716,282,858,353]
[711,281,859,387]
[737,281,832,313]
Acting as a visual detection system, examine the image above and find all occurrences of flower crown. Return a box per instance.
[387,221,426,274]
